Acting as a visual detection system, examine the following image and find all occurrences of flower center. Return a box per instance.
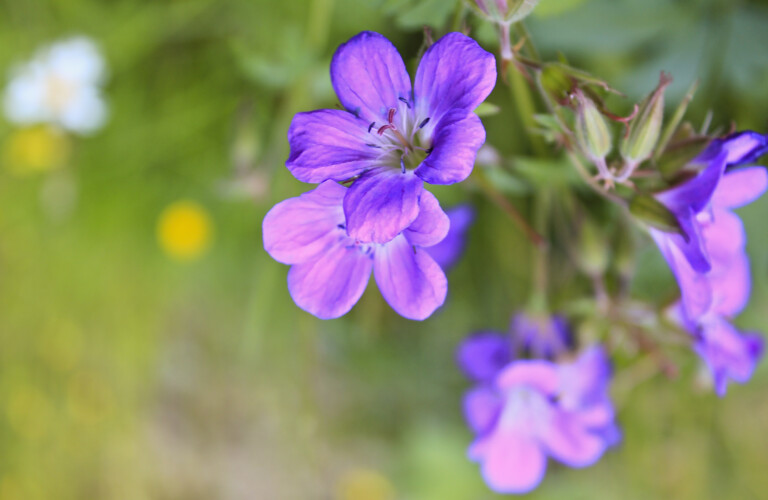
[498,386,552,432]
[366,104,432,173]
[45,75,76,113]
[336,222,376,257]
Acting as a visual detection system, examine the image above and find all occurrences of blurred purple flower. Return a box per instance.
[262,181,448,320]
[456,313,572,379]
[457,331,512,383]
[692,316,764,396]
[461,346,617,494]
[425,204,474,270]
[286,31,496,244]
[652,131,768,395]
[651,131,768,303]
[510,313,573,360]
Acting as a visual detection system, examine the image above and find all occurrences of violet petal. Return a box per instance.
[372,234,447,320]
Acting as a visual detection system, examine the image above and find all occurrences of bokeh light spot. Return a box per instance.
[37,318,83,373]
[0,476,24,500]
[157,200,213,261]
[2,126,70,175]
[6,385,52,441]
[335,468,396,500]
[66,370,113,425]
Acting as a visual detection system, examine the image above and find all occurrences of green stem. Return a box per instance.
[515,21,541,61]
[529,188,550,312]
[473,168,546,248]
[507,60,547,156]
[451,1,466,31]
[566,150,628,209]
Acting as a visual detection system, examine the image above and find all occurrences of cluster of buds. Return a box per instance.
[578,74,671,186]
[542,70,673,187]
[468,0,541,61]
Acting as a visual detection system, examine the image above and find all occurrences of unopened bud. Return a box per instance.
[540,64,573,104]
[573,90,613,177]
[613,219,635,280]
[470,0,540,25]
[576,217,609,277]
[620,73,672,169]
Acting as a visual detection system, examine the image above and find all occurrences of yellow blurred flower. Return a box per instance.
[2,125,70,175]
[37,317,83,373]
[6,385,53,440]
[157,200,213,261]
[0,476,24,500]
[66,370,112,425]
[335,468,396,500]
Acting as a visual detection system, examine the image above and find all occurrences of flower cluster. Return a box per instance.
[263,31,496,319]
[3,36,108,134]
[260,12,768,497]
[458,327,617,494]
[651,132,768,395]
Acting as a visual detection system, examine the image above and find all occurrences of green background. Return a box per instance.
[1,0,767,498]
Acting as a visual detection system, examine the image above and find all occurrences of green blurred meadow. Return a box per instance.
[1,0,768,498]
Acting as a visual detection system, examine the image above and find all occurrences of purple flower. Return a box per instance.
[286,32,496,244]
[510,313,573,360]
[262,180,449,320]
[651,131,768,279]
[425,204,474,270]
[457,331,513,383]
[652,131,768,394]
[462,346,617,494]
[692,316,764,396]
[456,313,572,378]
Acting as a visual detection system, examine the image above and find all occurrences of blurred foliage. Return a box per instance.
[0,0,767,498]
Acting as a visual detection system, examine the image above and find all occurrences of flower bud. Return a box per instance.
[620,73,672,170]
[573,90,613,178]
[612,218,635,281]
[540,64,573,104]
[576,217,609,277]
[470,0,540,25]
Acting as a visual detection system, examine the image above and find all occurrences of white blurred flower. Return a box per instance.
[3,36,108,134]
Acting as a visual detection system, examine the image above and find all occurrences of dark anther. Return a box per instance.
[418,117,430,129]
[426,147,433,155]
[365,143,381,148]
[387,108,396,124]
[337,223,346,230]
[400,157,406,174]
[398,97,411,109]
[368,121,375,133]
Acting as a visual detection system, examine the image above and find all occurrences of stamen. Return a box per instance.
[387,108,396,124]
[418,117,431,129]
[400,157,406,174]
[398,97,411,109]
[425,147,433,155]
[337,223,346,229]
[365,143,381,148]
[368,121,375,133]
